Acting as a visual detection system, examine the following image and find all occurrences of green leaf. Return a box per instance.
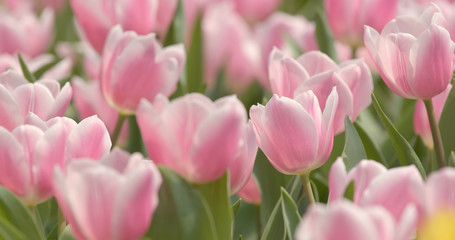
[163,0,185,46]
[148,167,217,240]
[186,13,204,93]
[439,85,455,159]
[314,9,338,62]
[126,116,145,155]
[232,198,242,217]
[254,150,291,228]
[342,116,367,170]
[198,173,232,240]
[18,54,36,82]
[233,203,260,240]
[371,93,426,179]
[0,186,44,240]
[37,198,59,239]
[343,181,355,201]
[0,215,26,240]
[280,188,301,240]
[260,198,285,240]
[354,121,388,167]
[58,226,75,240]
[33,58,62,80]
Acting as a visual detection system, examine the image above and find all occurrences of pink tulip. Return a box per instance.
[414,85,452,148]
[156,0,177,40]
[71,0,158,53]
[364,3,455,99]
[100,26,185,115]
[238,175,261,204]
[0,71,72,131]
[0,7,54,57]
[269,48,373,134]
[425,167,455,214]
[72,77,129,147]
[53,148,161,240]
[255,12,317,88]
[296,200,417,240]
[325,0,399,47]
[4,0,66,11]
[203,2,260,92]
[249,88,338,175]
[214,0,281,22]
[328,158,425,221]
[229,122,258,194]
[137,93,248,183]
[0,114,111,205]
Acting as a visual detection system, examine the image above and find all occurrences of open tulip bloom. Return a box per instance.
[4,1,455,240]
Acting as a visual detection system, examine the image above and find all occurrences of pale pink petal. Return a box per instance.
[296,51,338,77]
[328,157,348,203]
[426,167,455,213]
[0,84,22,130]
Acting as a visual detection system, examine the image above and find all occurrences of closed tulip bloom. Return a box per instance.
[325,0,399,47]
[238,175,261,204]
[364,3,455,99]
[71,0,157,53]
[0,7,54,57]
[0,114,111,205]
[269,48,373,134]
[0,71,72,131]
[215,0,281,22]
[295,200,417,240]
[53,148,162,240]
[414,85,452,149]
[137,93,248,183]
[249,88,338,175]
[100,26,185,115]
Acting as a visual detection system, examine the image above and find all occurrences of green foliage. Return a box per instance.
[342,116,367,171]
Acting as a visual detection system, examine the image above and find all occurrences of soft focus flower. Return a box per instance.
[249,88,338,175]
[329,158,425,221]
[71,0,158,53]
[137,93,249,184]
[0,7,54,57]
[72,77,129,147]
[414,85,452,148]
[215,0,281,23]
[0,71,72,131]
[0,114,111,205]
[325,0,399,47]
[203,2,260,92]
[424,167,455,215]
[100,26,185,115]
[364,3,454,99]
[4,0,66,11]
[295,200,417,240]
[255,12,317,88]
[53,148,161,240]
[269,48,373,134]
[237,175,261,204]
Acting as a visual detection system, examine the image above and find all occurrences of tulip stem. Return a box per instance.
[299,173,315,205]
[423,99,446,168]
[111,113,126,148]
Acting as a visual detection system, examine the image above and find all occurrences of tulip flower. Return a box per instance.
[0,71,72,131]
[137,93,249,184]
[215,0,280,23]
[295,200,417,240]
[100,26,185,115]
[70,0,158,53]
[414,85,452,149]
[0,114,111,205]
[203,2,260,92]
[255,12,318,88]
[329,158,425,221]
[249,88,338,176]
[325,0,399,47]
[364,3,454,100]
[237,175,261,204]
[0,54,73,80]
[425,167,455,214]
[0,7,54,57]
[53,148,162,240]
[269,48,373,134]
